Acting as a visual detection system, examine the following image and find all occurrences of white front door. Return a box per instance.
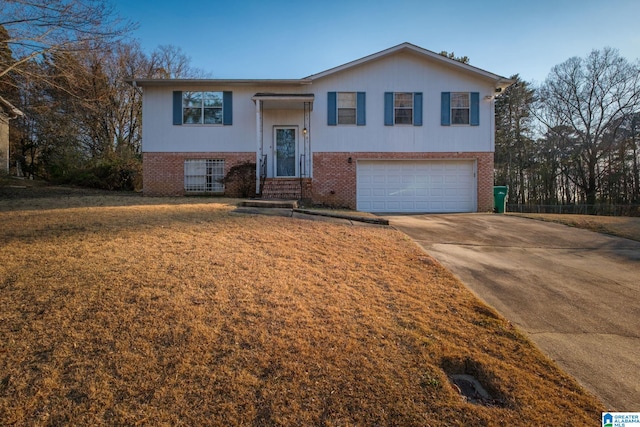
[274,127,297,177]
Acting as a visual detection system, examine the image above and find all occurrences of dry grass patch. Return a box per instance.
[509,213,640,242]
[1,195,603,425]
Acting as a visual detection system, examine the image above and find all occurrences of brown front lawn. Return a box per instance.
[0,193,603,425]
[508,213,640,242]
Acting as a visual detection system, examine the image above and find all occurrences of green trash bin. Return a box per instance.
[494,186,508,213]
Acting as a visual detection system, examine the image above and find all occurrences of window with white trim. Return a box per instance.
[184,159,225,193]
[451,92,470,125]
[183,91,223,124]
[394,92,413,125]
[337,92,356,124]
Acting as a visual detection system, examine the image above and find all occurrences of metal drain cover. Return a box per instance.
[450,374,491,403]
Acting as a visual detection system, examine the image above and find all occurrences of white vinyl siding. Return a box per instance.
[357,160,475,213]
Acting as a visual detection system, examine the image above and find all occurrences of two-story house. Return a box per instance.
[130,43,512,212]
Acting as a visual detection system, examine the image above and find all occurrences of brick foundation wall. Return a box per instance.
[311,152,494,212]
[143,152,255,196]
[476,153,494,212]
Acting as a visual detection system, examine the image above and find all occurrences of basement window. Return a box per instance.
[184,159,225,193]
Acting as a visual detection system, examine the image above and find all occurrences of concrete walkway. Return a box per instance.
[385,213,640,411]
[234,201,389,225]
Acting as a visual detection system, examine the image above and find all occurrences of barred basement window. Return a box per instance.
[184,159,225,193]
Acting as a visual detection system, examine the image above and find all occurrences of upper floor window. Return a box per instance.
[183,91,223,124]
[394,92,414,125]
[441,92,479,126]
[451,92,470,125]
[384,92,422,126]
[327,92,366,126]
[173,91,233,126]
[337,92,356,124]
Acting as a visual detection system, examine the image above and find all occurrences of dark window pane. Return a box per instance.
[183,108,202,124]
[204,108,222,124]
[452,109,469,125]
[395,108,413,124]
[276,129,296,177]
[338,108,356,124]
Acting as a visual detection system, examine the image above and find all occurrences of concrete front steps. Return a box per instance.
[261,178,301,200]
[239,199,298,209]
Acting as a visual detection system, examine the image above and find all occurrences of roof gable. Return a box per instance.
[306,42,513,90]
[128,43,513,90]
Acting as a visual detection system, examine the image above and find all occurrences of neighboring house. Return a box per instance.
[0,96,23,174]
[130,42,512,213]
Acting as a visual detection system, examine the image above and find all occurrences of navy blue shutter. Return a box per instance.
[470,92,479,126]
[441,92,451,126]
[356,92,366,126]
[384,92,394,126]
[327,92,337,126]
[223,91,232,125]
[173,91,182,125]
[413,92,423,126]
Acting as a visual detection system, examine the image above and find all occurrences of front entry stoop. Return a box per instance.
[261,178,301,200]
[240,200,298,209]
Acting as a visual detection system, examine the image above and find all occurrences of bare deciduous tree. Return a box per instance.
[149,44,211,79]
[536,48,640,205]
[0,0,135,82]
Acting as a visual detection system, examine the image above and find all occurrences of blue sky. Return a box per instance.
[112,0,640,85]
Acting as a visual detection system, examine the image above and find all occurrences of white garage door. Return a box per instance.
[357,160,476,213]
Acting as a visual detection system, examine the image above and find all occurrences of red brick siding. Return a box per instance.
[300,178,313,201]
[144,151,494,212]
[311,152,494,212]
[143,152,255,196]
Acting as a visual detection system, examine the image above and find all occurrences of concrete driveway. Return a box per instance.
[386,213,640,411]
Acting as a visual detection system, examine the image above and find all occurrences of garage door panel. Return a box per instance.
[387,178,401,187]
[357,160,476,213]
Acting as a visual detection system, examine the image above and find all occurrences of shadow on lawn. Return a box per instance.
[0,184,240,212]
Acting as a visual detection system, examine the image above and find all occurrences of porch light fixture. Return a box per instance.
[348,157,352,163]
[303,127,308,135]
